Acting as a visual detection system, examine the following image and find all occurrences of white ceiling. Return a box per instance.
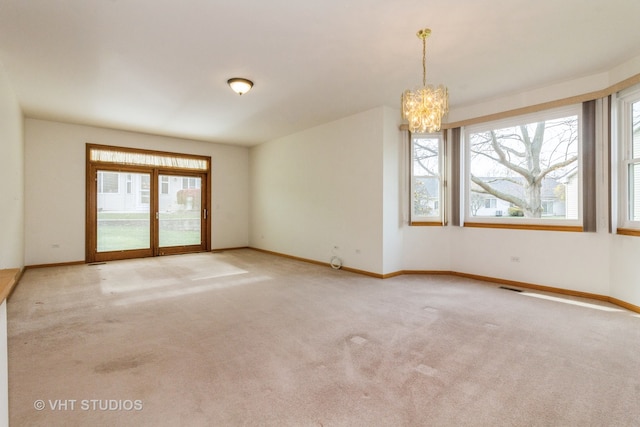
[1,0,640,146]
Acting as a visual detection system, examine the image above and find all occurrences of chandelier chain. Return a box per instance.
[422,36,427,87]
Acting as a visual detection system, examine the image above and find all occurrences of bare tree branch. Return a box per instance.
[471,175,526,208]
[536,155,579,183]
[469,118,578,217]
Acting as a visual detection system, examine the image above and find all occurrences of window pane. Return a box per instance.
[99,172,119,193]
[97,171,150,252]
[161,176,169,194]
[412,137,441,218]
[468,115,578,219]
[629,163,640,222]
[632,101,640,159]
[159,175,202,247]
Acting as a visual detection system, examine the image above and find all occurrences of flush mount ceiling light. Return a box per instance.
[401,28,449,133]
[227,78,253,95]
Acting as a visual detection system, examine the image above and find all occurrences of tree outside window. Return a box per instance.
[467,109,579,221]
[411,135,443,223]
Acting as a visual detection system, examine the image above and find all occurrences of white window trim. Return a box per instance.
[410,132,445,224]
[616,85,640,230]
[463,105,583,227]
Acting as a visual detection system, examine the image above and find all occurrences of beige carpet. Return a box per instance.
[7,249,640,426]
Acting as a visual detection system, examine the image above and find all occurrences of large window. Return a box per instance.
[617,85,640,233]
[464,106,581,228]
[411,133,444,224]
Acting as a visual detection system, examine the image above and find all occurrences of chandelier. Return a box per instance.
[401,28,449,133]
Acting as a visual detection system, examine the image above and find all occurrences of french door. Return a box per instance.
[86,145,210,262]
[157,172,205,256]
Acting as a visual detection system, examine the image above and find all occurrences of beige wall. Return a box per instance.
[0,63,24,270]
[24,119,250,266]
[250,54,640,308]
[249,107,388,274]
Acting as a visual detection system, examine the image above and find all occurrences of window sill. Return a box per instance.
[464,222,583,232]
[617,228,640,237]
[410,221,445,227]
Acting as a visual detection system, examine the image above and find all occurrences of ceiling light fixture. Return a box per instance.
[227,78,253,95]
[401,28,448,133]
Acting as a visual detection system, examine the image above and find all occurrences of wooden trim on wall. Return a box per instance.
[211,246,250,252]
[609,297,640,314]
[26,260,86,269]
[616,228,640,237]
[246,247,640,315]
[410,222,445,227]
[451,271,610,301]
[250,247,386,278]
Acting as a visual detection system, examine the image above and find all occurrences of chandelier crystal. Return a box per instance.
[402,28,449,133]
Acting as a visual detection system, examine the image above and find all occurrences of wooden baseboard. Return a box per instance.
[248,247,640,315]
[609,297,640,314]
[26,260,86,269]
[450,272,611,302]
[211,246,250,253]
[452,272,640,314]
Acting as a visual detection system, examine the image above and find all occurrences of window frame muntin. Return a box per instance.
[463,104,583,228]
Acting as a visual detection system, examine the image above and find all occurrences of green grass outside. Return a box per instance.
[97,225,200,252]
[98,211,200,220]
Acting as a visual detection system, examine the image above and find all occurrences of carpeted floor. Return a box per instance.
[7,249,640,426]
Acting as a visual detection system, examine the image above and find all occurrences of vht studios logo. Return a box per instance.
[34,399,143,411]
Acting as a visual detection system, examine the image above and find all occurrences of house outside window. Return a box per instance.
[464,106,581,227]
[182,177,200,189]
[161,176,169,195]
[411,133,444,224]
[98,172,119,194]
[484,198,497,209]
[140,175,150,204]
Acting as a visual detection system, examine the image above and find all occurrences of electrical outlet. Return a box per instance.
[510,256,520,262]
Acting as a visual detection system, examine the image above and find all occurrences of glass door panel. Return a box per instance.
[97,171,151,252]
[158,174,202,248]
